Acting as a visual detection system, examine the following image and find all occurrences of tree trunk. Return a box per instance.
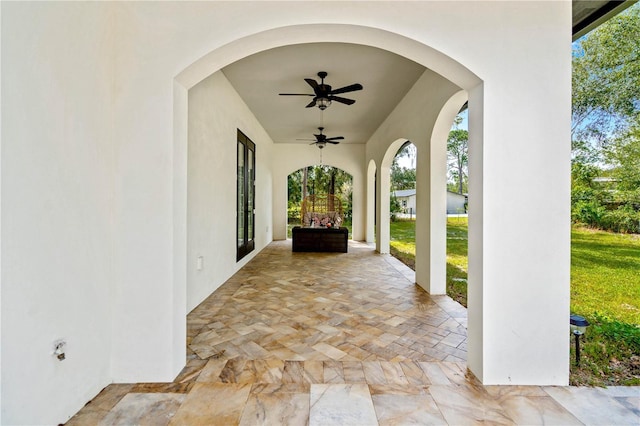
[302,167,308,200]
[457,154,464,194]
[329,169,336,211]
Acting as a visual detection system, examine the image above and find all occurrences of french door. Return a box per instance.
[237,130,255,261]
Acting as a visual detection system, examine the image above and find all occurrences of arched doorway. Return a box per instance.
[175,23,488,382]
[287,165,354,238]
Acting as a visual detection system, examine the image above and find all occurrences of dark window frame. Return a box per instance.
[237,130,255,261]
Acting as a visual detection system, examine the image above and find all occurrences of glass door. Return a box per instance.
[237,130,255,261]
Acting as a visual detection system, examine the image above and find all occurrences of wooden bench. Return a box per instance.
[291,226,348,253]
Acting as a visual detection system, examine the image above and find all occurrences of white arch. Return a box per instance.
[272,143,366,240]
[285,165,355,211]
[283,159,360,180]
[175,23,480,246]
[173,22,484,381]
[376,138,411,254]
[415,90,469,295]
[176,24,480,91]
[366,159,377,243]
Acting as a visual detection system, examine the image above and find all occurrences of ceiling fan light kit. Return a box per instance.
[316,97,331,110]
[296,126,344,149]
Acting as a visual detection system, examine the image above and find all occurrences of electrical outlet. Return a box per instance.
[196,256,203,271]
[53,339,66,361]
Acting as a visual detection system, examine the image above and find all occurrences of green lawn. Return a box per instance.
[571,227,640,325]
[390,218,468,306]
[389,218,640,385]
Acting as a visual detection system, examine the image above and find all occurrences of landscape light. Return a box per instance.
[570,314,590,366]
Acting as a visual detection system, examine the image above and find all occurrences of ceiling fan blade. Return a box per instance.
[330,83,363,95]
[305,99,317,108]
[327,141,341,144]
[304,78,319,91]
[326,136,344,141]
[329,96,356,105]
[279,93,314,96]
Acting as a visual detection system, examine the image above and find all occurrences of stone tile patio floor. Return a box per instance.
[67,240,639,425]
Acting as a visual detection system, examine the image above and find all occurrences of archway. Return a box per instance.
[287,165,354,237]
[377,138,411,254]
[175,23,484,382]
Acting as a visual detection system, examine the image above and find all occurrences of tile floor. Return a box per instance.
[67,240,639,425]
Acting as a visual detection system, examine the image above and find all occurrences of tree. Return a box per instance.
[288,169,303,204]
[569,4,640,233]
[287,166,354,221]
[572,5,640,144]
[390,162,416,191]
[605,123,640,191]
[395,143,416,169]
[447,128,468,194]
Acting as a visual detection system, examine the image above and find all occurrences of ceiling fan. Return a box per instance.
[297,127,344,149]
[279,71,363,110]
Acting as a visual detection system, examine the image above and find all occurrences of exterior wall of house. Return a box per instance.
[187,71,275,311]
[1,3,115,424]
[447,191,467,214]
[1,1,571,423]
[398,195,417,213]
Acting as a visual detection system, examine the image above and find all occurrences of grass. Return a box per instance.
[388,220,416,270]
[389,217,640,386]
[570,226,640,386]
[389,218,468,307]
[571,227,640,325]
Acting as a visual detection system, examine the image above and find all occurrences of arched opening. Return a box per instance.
[413,90,469,297]
[175,23,484,382]
[377,138,411,254]
[388,142,417,268]
[287,165,353,238]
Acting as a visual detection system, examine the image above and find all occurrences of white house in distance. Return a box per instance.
[1,1,627,424]
[393,189,467,214]
[447,191,467,214]
[392,189,417,214]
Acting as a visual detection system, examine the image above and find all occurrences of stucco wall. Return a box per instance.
[447,192,467,214]
[1,1,571,423]
[1,3,115,424]
[187,71,274,311]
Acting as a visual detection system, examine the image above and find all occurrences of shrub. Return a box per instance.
[572,199,606,227]
[287,204,301,221]
[600,206,640,233]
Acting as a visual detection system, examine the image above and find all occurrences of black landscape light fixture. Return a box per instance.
[570,314,590,366]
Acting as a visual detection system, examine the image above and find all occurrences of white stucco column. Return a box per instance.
[416,91,469,295]
[366,160,376,243]
[466,16,571,383]
[375,165,391,254]
[414,135,447,295]
[272,166,289,241]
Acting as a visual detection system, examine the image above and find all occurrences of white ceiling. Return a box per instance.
[222,43,426,145]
